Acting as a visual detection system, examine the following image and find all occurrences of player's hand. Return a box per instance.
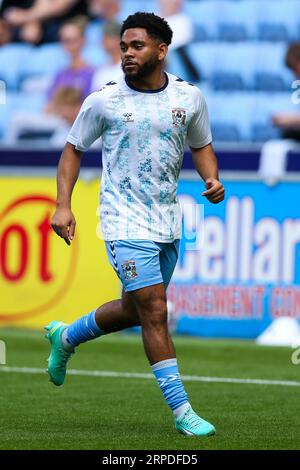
[51,207,76,246]
[202,178,225,204]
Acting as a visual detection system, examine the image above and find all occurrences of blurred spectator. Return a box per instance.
[52,86,82,123]
[18,19,43,44]
[7,87,84,147]
[158,0,200,82]
[49,86,83,146]
[3,0,89,43]
[158,0,193,50]
[91,21,121,91]
[1,0,43,44]
[259,43,300,179]
[272,43,300,139]
[88,0,121,23]
[46,16,94,111]
[0,18,12,45]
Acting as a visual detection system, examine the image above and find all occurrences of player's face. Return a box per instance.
[120,28,166,79]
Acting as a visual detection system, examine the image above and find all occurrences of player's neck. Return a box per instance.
[126,69,167,91]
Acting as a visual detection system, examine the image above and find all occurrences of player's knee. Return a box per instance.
[138,299,168,327]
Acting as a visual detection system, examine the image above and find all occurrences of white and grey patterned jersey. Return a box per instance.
[67,72,212,242]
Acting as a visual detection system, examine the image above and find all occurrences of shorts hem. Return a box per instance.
[124,278,163,292]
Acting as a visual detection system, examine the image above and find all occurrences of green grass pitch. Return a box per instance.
[0,328,299,450]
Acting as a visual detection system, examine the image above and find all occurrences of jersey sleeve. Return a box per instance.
[186,89,212,149]
[67,92,104,152]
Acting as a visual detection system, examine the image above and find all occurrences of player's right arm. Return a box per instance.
[51,143,82,246]
[52,92,104,245]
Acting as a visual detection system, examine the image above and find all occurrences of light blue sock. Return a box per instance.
[151,358,190,419]
[64,310,106,348]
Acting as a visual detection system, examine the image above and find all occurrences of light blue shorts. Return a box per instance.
[105,239,180,292]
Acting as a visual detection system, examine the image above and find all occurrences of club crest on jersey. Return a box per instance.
[172,108,186,127]
[123,112,134,123]
[122,260,137,280]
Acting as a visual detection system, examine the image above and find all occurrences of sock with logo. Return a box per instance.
[151,358,191,419]
[61,310,106,350]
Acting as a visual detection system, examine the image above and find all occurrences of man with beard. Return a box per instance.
[45,12,224,437]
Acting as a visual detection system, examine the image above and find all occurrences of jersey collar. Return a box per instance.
[124,72,169,94]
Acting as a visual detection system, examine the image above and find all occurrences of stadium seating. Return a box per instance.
[203,89,296,142]
[20,44,69,85]
[1,0,300,143]
[0,44,33,90]
[0,91,46,139]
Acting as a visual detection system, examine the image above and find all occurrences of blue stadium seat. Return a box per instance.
[216,0,258,40]
[120,0,156,19]
[254,43,294,91]
[212,43,257,90]
[82,45,108,67]
[211,123,241,142]
[186,43,219,81]
[255,0,300,41]
[251,124,280,142]
[205,91,255,142]
[166,50,192,82]
[250,92,296,141]
[20,44,69,83]
[0,91,46,139]
[211,71,245,91]
[0,44,32,89]
[193,25,208,42]
[218,24,248,42]
[184,0,222,40]
[254,72,287,92]
[258,23,289,42]
[86,21,102,45]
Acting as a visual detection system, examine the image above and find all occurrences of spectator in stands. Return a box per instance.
[50,85,100,147]
[7,86,87,147]
[91,21,121,91]
[3,0,89,43]
[49,86,84,146]
[272,43,300,139]
[0,18,12,45]
[1,0,43,44]
[158,0,199,81]
[19,19,43,45]
[88,0,121,23]
[259,43,300,179]
[46,16,94,113]
[158,0,193,50]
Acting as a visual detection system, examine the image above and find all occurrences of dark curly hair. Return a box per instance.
[121,12,173,46]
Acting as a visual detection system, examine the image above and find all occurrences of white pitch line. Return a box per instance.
[0,366,299,387]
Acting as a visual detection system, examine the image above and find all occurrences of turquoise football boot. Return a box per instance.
[175,406,216,436]
[45,321,74,386]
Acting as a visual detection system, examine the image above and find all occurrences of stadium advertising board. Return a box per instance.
[169,179,300,338]
[0,176,119,328]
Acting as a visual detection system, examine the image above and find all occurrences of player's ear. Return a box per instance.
[158,43,168,61]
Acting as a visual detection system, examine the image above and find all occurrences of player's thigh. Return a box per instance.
[128,282,168,325]
[105,239,163,292]
[121,289,139,319]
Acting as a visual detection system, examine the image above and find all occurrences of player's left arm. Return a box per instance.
[190,143,225,204]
